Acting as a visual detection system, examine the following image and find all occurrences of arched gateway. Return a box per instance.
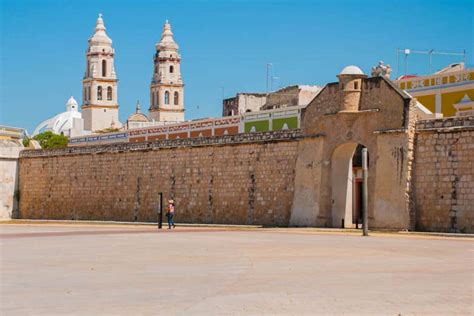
[290,66,418,230]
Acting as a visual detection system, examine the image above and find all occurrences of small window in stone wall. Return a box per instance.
[97,86,103,100]
[102,60,107,77]
[354,81,358,89]
[174,91,179,105]
[170,65,174,73]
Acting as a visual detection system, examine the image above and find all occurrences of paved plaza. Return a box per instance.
[1,223,473,315]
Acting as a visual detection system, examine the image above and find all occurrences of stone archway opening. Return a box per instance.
[331,143,368,228]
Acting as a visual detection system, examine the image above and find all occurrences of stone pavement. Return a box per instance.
[1,224,473,315]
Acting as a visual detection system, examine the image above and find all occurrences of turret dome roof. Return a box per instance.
[340,65,364,75]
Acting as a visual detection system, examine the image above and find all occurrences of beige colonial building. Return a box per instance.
[222,93,267,116]
[223,85,321,115]
[81,14,120,132]
[148,21,185,123]
[261,85,322,110]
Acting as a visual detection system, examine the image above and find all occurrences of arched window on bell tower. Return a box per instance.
[102,60,107,77]
[97,86,103,100]
[170,65,174,73]
[174,92,179,105]
[152,92,155,107]
[164,91,170,105]
[107,86,112,100]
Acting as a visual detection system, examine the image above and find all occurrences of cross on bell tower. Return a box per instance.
[148,20,185,123]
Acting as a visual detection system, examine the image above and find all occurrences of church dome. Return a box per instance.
[340,65,364,75]
[127,113,149,122]
[33,96,82,136]
[127,101,149,122]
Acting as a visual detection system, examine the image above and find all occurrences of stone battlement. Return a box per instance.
[20,130,302,158]
[416,116,474,131]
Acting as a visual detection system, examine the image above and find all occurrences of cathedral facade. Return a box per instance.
[81,15,185,132]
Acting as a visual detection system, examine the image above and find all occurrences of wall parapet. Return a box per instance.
[416,116,474,132]
[20,130,302,158]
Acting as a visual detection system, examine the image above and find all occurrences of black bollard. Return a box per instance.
[158,192,163,229]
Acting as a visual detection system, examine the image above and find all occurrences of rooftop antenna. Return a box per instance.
[266,63,273,93]
[396,48,467,77]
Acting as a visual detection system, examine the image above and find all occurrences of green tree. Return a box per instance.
[22,137,30,147]
[33,131,68,149]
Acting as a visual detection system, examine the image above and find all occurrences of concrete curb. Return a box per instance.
[0,219,262,229]
[1,219,473,238]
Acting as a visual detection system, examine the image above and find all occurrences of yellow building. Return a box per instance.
[0,125,27,141]
[394,63,474,117]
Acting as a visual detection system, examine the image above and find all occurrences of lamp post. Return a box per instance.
[362,148,369,236]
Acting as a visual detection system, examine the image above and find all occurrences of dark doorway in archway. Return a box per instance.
[352,144,368,226]
[331,143,369,228]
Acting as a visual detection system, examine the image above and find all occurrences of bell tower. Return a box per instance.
[149,20,185,123]
[82,14,120,132]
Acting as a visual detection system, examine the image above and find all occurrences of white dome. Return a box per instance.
[33,97,82,136]
[340,65,364,75]
[66,96,78,111]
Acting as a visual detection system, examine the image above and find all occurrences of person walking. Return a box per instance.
[166,199,176,229]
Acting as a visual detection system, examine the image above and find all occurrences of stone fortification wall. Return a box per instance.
[18,131,299,226]
[413,116,474,233]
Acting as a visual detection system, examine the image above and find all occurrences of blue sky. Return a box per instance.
[1,0,472,133]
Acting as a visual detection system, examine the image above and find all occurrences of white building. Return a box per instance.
[81,14,121,132]
[148,21,185,123]
[33,96,84,137]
